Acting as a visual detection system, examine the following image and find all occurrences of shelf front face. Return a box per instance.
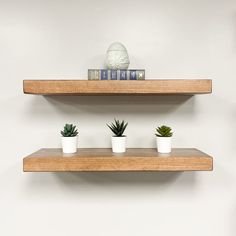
[23,148,213,172]
[23,80,212,95]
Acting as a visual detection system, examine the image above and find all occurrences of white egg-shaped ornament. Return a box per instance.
[105,42,130,70]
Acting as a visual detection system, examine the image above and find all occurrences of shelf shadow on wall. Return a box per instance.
[25,171,196,193]
[53,171,195,186]
[41,95,195,115]
[24,171,198,197]
[25,171,197,194]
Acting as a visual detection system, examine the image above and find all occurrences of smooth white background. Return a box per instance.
[0,0,236,235]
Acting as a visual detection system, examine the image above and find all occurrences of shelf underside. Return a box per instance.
[23,148,213,172]
[23,80,212,95]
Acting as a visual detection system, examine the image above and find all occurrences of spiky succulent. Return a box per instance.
[61,124,78,137]
[107,119,128,137]
[155,125,173,137]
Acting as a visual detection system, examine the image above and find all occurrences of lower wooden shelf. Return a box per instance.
[23,148,213,172]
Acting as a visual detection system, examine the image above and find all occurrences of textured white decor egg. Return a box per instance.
[105,42,130,69]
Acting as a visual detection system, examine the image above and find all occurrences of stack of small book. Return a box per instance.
[88,69,145,80]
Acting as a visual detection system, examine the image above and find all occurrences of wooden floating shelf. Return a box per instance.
[23,148,213,172]
[23,79,212,95]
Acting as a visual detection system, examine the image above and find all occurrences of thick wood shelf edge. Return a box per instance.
[23,148,213,172]
[23,79,212,95]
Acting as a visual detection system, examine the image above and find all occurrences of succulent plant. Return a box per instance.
[61,124,78,137]
[107,119,128,137]
[155,125,173,137]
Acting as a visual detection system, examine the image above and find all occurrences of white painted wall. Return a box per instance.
[0,0,236,235]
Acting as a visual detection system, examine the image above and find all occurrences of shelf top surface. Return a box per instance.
[24,148,211,159]
[23,79,212,95]
[23,148,213,172]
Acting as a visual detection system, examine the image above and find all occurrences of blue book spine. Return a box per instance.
[101,69,108,80]
[120,70,127,80]
[130,70,137,80]
[111,70,117,80]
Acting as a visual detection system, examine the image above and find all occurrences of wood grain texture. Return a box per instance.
[23,80,212,95]
[23,148,213,172]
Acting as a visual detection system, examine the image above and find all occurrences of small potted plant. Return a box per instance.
[107,119,128,153]
[155,125,173,153]
[61,124,78,154]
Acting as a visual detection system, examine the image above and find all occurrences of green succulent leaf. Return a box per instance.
[155,125,173,137]
[61,123,78,137]
[107,119,128,137]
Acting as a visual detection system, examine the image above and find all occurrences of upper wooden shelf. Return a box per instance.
[23,148,213,172]
[23,79,212,95]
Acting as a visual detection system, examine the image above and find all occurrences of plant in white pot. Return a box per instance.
[61,124,78,154]
[107,119,128,153]
[155,125,173,153]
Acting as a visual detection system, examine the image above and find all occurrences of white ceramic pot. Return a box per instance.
[61,136,78,154]
[156,137,172,153]
[111,136,126,153]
